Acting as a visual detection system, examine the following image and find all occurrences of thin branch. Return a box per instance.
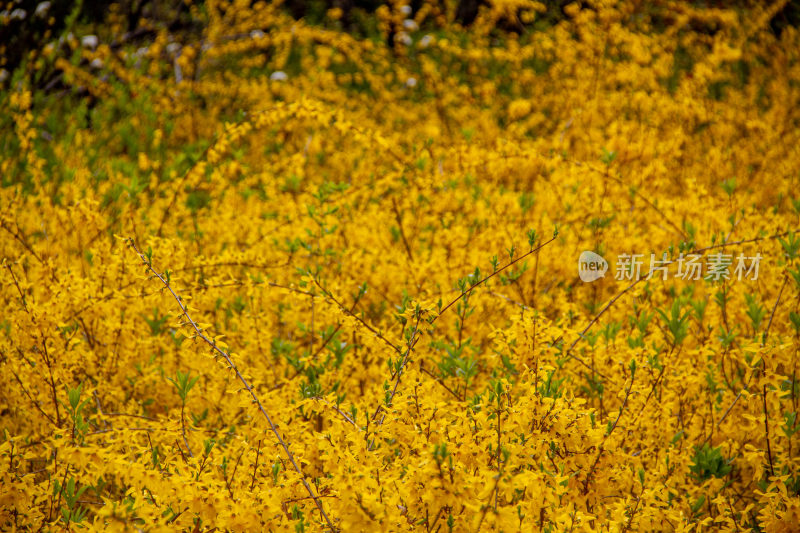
[419,364,462,401]
[691,229,799,255]
[372,315,422,424]
[126,238,337,531]
[225,447,246,499]
[568,277,642,356]
[713,273,788,437]
[179,403,193,458]
[1,221,45,265]
[762,384,775,478]
[547,279,642,383]
[250,439,262,491]
[312,397,357,427]
[391,198,414,261]
[762,273,788,346]
[4,262,29,312]
[7,366,57,426]
[433,235,557,323]
[314,280,402,355]
[582,369,634,494]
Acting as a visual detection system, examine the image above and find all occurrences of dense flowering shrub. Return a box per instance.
[2,0,800,530]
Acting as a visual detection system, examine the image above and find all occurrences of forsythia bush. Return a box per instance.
[2,0,800,530]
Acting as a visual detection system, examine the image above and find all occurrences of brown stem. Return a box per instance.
[714,273,788,435]
[250,439,262,491]
[127,238,337,531]
[763,384,775,478]
[434,235,556,323]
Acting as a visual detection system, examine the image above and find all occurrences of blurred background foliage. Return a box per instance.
[3,0,800,89]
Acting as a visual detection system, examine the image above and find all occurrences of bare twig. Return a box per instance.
[391,198,414,261]
[762,384,775,478]
[419,363,462,401]
[691,230,799,255]
[4,262,29,311]
[179,403,193,458]
[250,439,262,491]
[433,235,557,323]
[1,221,45,265]
[312,397,357,427]
[314,280,402,355]
[713,273,788,435]
[582,369,634,494]
[568,278,642,356]
[126,238,337,531]
[762,273,788,346]
[7,366,57,426]
[368,235,559,434]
